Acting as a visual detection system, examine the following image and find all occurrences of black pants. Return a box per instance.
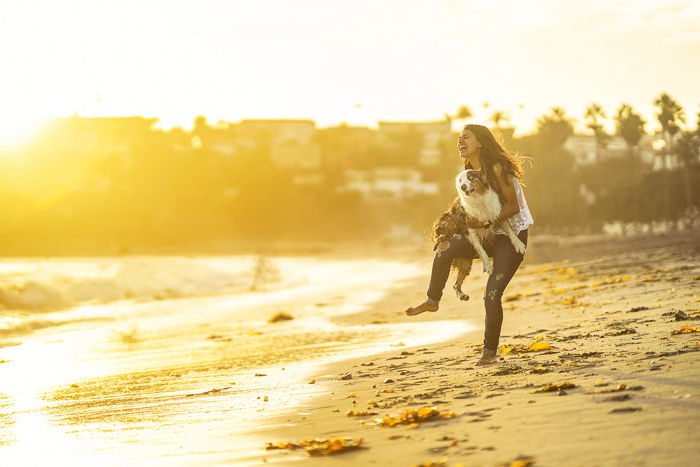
[427,229,528,355]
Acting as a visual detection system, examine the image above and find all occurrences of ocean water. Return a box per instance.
[0,254,475,465]
[0,255,300,335]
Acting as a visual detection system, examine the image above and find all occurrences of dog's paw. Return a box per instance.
[513,239,526,255]
[483,260,494,274]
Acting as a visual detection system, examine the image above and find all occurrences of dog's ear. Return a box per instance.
[451,202,465,216]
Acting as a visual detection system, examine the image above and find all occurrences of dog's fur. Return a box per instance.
[430,169,526,301]
[455,169,526,274]
[430,198,473,301]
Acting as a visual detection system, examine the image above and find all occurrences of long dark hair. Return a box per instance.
[461,124,526,203]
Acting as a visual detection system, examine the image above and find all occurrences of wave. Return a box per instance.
[0,255,281,313]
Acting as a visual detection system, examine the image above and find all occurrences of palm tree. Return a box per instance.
[488,111,509,129]
[536,107,575,148]
[615,104,646,159]
[653,93,688,228]
[653,92,686,167]
[584,103,610,162]
[452,105,473,131]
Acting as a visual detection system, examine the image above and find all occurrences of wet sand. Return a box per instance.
[1,231,699,466]
[0,257,469,466]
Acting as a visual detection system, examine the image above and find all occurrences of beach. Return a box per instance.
[1,230,699,466]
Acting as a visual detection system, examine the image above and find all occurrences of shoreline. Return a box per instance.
[0,254,477,466]
[0,229,698,466]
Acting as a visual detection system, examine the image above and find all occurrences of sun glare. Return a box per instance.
[0,117,45,152]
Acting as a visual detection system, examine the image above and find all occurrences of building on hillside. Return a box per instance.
[377,119,452,166]
[232,119,322,169]
[565,133,629,166]
[342,167,439,201]
[318,124,373,171]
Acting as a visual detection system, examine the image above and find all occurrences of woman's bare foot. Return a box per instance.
[475,354,497,366]
[404,301,439,316]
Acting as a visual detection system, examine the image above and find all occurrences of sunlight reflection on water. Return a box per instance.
[0,256,473,466]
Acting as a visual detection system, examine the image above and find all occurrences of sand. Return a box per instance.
[254,230,700,467]
[1,230,699,466]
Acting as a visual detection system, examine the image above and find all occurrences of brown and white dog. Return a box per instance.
[455,169,526,274]
[431,198,473,301]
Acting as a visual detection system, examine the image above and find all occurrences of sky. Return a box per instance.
[0,0,698,142]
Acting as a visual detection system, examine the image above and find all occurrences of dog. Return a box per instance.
[430,198,474,301]
[455,169,526,275]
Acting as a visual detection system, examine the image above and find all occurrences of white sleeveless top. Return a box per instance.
[494,177,533,235]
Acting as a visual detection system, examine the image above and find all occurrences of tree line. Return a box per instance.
[0,92,696,255]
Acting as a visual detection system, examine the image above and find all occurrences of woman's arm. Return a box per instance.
[492,164,520,223]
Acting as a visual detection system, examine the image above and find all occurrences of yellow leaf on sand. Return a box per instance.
[265,437,364,456]
[248,331,262,336]
[526,341,551,352]
[671,325,700,335]
[531,382,576,393]
[501,347,513,355]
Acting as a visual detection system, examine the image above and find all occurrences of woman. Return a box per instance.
[405,124,533,366]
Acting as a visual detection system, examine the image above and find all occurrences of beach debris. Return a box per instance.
[590,275,630,287]
[345,410,378,417]
[265,437,364,456]
[185,386,232,397]
[309,379,316,384]
[674,310,689,321]
[255,373,267,377]
[248,331,263,336]
[390,342,406,347]
[340,372,353,380]
[368,406,457,428]
[497,456,536,467]
[628,306,650,313]
[500,341,552,355]
[410,458,448,467]
[383,378,396,384]
[531,382,577,394]
[584,384,633,394]
[268,312,294,323]
[602,394,632,402]
[492,365,523,376]
[530,366,551,374]
[400,351,414,355]
[606,328,636,336]
[360,362,374,366]
[527,341,551,351]
[671,325,700,335]
[609,407,642,414]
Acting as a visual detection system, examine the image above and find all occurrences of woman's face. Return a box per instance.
[458,129,481,159]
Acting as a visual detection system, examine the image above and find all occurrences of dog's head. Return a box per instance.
[431,201,466,245]
[455,169,490,196]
